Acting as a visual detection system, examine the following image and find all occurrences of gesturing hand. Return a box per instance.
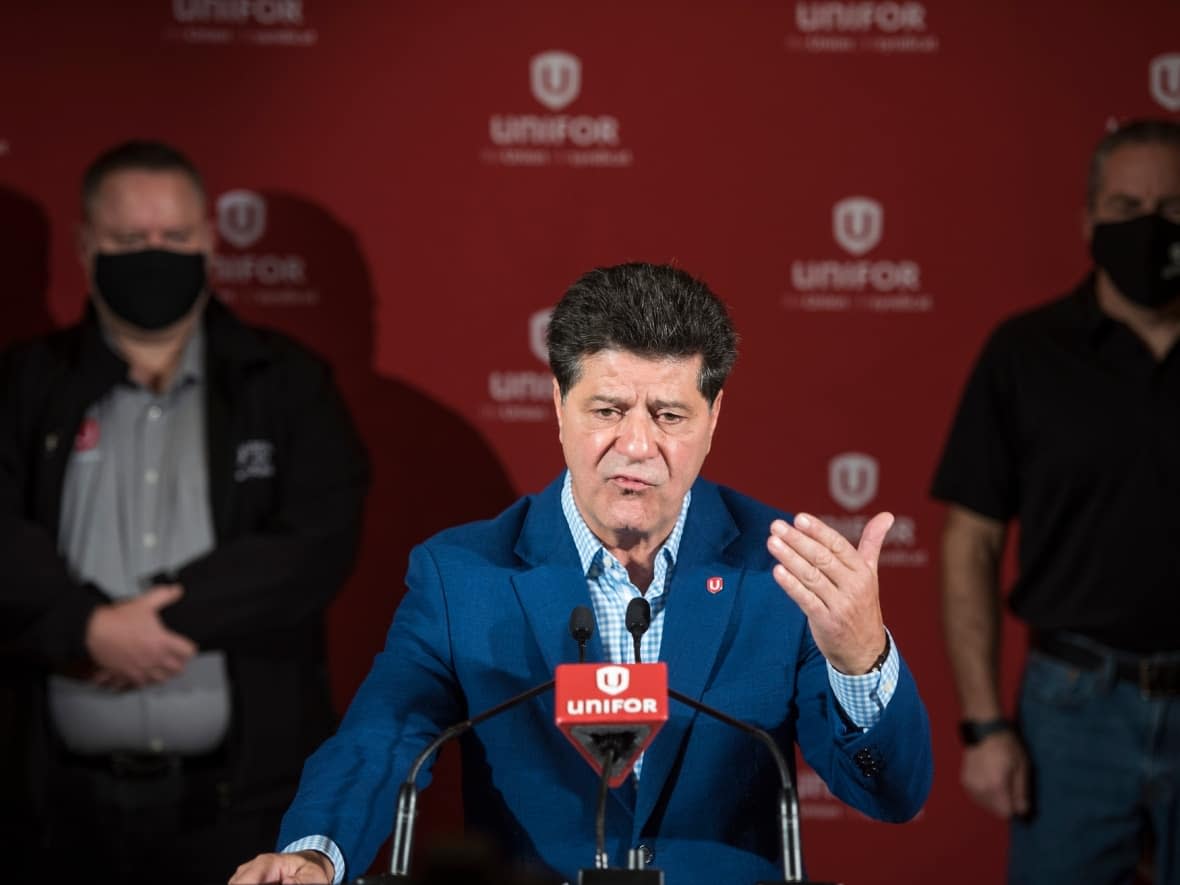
[766,512,893,674]
[84,584,197,688]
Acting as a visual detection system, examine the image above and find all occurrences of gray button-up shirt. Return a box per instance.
[49,325,231,755]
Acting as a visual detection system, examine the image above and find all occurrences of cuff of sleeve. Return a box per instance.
[282,835,345,885]
[827,628,900,731]
[44,582,109,664]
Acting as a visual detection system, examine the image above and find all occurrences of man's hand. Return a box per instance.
[229,850,335,884]
[962,730,1030,818]
[84,584,196,688]
[767,512,893,674]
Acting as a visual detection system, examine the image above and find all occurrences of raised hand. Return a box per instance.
[767,512,893,674]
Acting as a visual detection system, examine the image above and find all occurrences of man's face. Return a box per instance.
[554,349,722,549]
[79,168,212,273]
[1086,141,1180,235]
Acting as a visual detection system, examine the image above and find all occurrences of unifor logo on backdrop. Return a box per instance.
[484,308,554,423]
[820,451,927,568]
[1151,53,1180,112]
[782,196,934,313]
[217,190,266,249]
[482,50,634,169]
[831,197,882,257]
[786,2,939,55]
[531,51,581,111]
[163,0,317,47]
[211,190,318,306]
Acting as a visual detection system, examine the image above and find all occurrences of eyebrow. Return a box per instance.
[648,398,694,411]
[586,394,694,411]
[587,395,630,408]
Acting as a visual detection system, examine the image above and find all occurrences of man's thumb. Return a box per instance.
[858,511,895,570]
[144,584,184,609]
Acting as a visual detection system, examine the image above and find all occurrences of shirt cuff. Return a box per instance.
[826,628,900,731]
[282,835,345,885]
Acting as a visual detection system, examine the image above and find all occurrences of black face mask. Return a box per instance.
[93,249,207,331]
[1090,213,1180,310]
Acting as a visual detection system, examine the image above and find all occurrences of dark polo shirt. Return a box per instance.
[932,275,1180,652]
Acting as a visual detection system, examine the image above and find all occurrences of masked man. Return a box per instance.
[933,119,1180,883]
[0,140,369,885]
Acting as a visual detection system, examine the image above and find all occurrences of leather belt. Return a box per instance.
[1032,632,1180,698]
[62,746,227,780]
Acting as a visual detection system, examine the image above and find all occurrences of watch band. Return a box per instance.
[958,717,1013,746]
[868,631,892,673]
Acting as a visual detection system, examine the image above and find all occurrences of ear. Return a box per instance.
[552,377,564,443]
[1081,206,1094,247]
[76,221,99,295]
[704,389,724,453]
[76,221,93,271]
[200,214,217,253]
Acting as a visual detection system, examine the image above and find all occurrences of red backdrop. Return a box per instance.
[3,2,1179,881]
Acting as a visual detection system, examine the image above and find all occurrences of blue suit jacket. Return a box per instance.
[280,475,932,883]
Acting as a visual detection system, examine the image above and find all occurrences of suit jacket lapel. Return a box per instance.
[634,480,743,830]
[511,476,605,675]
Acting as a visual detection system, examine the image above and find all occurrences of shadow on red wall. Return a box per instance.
[0,186,53,348]
[213,191,519,867]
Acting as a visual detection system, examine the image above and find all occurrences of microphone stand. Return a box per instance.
[594,744,616,870]
[575,597,666,884]
[352,678,555,883]
[621,596,830,884]
[665,688,836,885]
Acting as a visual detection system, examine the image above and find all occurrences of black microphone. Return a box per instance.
[570,605,595,663]
[354,607,594,883]
[625,597,651,664]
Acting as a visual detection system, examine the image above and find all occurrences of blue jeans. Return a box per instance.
[1009,642,1180,885]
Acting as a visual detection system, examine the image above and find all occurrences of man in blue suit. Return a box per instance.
[232,263,932,884]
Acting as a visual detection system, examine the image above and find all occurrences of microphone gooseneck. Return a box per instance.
[389,678,555,877]
[625,596,651,664]
[387,605,595,880]
[593,742,618,870]
[665,687,805,883]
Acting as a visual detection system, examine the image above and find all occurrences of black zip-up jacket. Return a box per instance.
[0,297,369,806]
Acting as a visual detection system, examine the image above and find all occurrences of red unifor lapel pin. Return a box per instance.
[706,576,724,594]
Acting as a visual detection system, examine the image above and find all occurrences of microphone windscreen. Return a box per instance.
[625,596,652,635]
[569,605,595,642]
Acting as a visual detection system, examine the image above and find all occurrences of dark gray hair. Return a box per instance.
[82,140,205,218]
[547,262,738,404]
[1087,118,1180,209]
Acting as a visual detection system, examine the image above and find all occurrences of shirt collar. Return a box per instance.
[560,470,691,577]
[1072,273,1114,343]
[99,320,206,392]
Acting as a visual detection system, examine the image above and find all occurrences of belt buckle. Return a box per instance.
[110,751,177,779]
